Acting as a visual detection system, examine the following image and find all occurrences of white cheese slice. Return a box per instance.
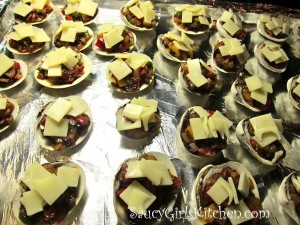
[253,132,278,148]
[140,1,154,9]
[63,48,79,69]
[199,59,215,73]
[261,80,273,93]
[187,72,208,87]
[190,118,207,140]
[266,21,276,30]
[30,0,47,10]
[0,97,8,110]
[282,23,289,35]
[117,118,142,131]
[245,75,263,92]
[65,3,78,15]
[198,16,209,25]
[13,2,33,17]
[141,107,156,131]
[293,84,300,97]
[21,162,52,190]
[20,190,44,216]
[225,200,253,224]
[46,47,68,67]
[164,32,181,41]
[185,5,202,13]
[251,89,268,105]
[125,160,144,178]
[108,58,132,81]
[292,175,300,193]
[139,159,164,186]
[97,23,114,35]
[228,177,239,204]
[43,117,69,137]
[30,28,50,43]
[129,5,144,19]
[220,11,233,22]
[238,171,250,197]
[192,106,209,118]
[57,166,80,187]
[218,177,233,205]
[41,60,48,70]
[115,25,125,36]
[125,52,150,70]
[223,19,240,36]
[103,27,123,49]
[272,17,284,28]
[127,182,156,214]
[207,177,229,205]
[229,39,244,55]
[236,44,250,65]
[45,97,72,122]
[275,49,289,64]
[131,97,158,108]
[181,32,194,50]
[7,32,22,41]
[140,4,155,24]
[187,59,201,74]
[13,23,34,38]
[264,40,280,49]
[219,44,231,56]
[77,0,98,17]
[173,40,189,52]
[297,76,300,83]
[47,65,62,77]
[260,14,271,23]
[32,174,68,205]
[60,27,77,42]
[182,10,193,23]
[122,103,143,121]
[0,54,14,77]
[67,97,87,117]
[175,4,190,12]
[260,46,282,62]
[272,27,282,36]
[74,22,86,33]
[68,0,80,4]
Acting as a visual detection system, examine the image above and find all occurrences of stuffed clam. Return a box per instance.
[278,172,300,225]
[120,0,159,31]
[93,23,136,56]
[178,58,218,95]
[13,161,86,225]
[179,106,233,157]
[254,40,289,73]
[0,53,28,91]
[157,31,195,62]
[114,152,181,224]
[232,72,273,112]
[13,0,54,25]
[287,75,300,110]
[212,38,250,73]
[116,97,161,140]
[0,95,19,133]
[191,161,263,225]
[107,52,155,93]
[6,23,50,55]
[236,113,292,165]
[172,4,212,35]
[216,10,247,40]
[35,96,92,151]
[257,14,289,43]
[61,0,99,25]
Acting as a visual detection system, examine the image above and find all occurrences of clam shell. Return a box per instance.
[278,172,300,225]
[15,2,54,25]
[257,19,288,43]
[0,97,19,133]
[156,34,190,63]
[34,52,92,89]
[13,161,86,225]
[120,5,159,31]
[254,43,288,73]
[191,161,260,211]
[93,30,137,56]
[106,56,154,93]
[231,78,264,112]
[236,118,285,165]
[287,75,300,111]
[113,152,178,225]
[294,24,300,40]
[172,15,212,35]
[115,102,161,140]
[53,27,94,52]
[35,96,93,151]
[0,59,28,91]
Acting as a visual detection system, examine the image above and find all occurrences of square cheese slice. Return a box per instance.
[129,5,144,19]
[63,48,79,69]
[77,0,98,17]
[108,58,132,81]
[43,117,69,137]
[57,166,80,187]
[187,72,207,87]
[13,23,34,38]
[13,2,33,17]
[190,117,208,140]
[140,4,155,24]
[245,75,262,92]
[123,103,143,120]
[220,11,233,22]
[223,19,240,36]
[182,10,193,23]
[46,48,68,67]
[30,28,51,43]
[97,23,114,35]
[20,190,45,216]
[65,3,78,15]
[0,97,8,110]
[7,32,22,41]
[0,54,14,77]
[293,84,300,97]
[60,27,77,42]
[103,27,123,49]
[30,0,48,10]
[125,52,150,70]
[45,97,72,122]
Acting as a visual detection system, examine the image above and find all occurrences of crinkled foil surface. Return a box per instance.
[1,0,300,225]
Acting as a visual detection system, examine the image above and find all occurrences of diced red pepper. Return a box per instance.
[65,15,73,20]
[139,68,147,76]
[250,138,258,149]
[78,65,84,72]
[37,74,43,80]
[172,176,182,187]
[14,61,20,70]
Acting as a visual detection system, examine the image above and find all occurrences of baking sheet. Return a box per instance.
[1,0,300,224]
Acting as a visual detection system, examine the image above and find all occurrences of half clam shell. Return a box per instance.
[287,75,300,111]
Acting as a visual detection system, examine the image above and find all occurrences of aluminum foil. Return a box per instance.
[1,1,300,225]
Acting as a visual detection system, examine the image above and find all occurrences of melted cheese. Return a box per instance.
[0,54,14,77]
